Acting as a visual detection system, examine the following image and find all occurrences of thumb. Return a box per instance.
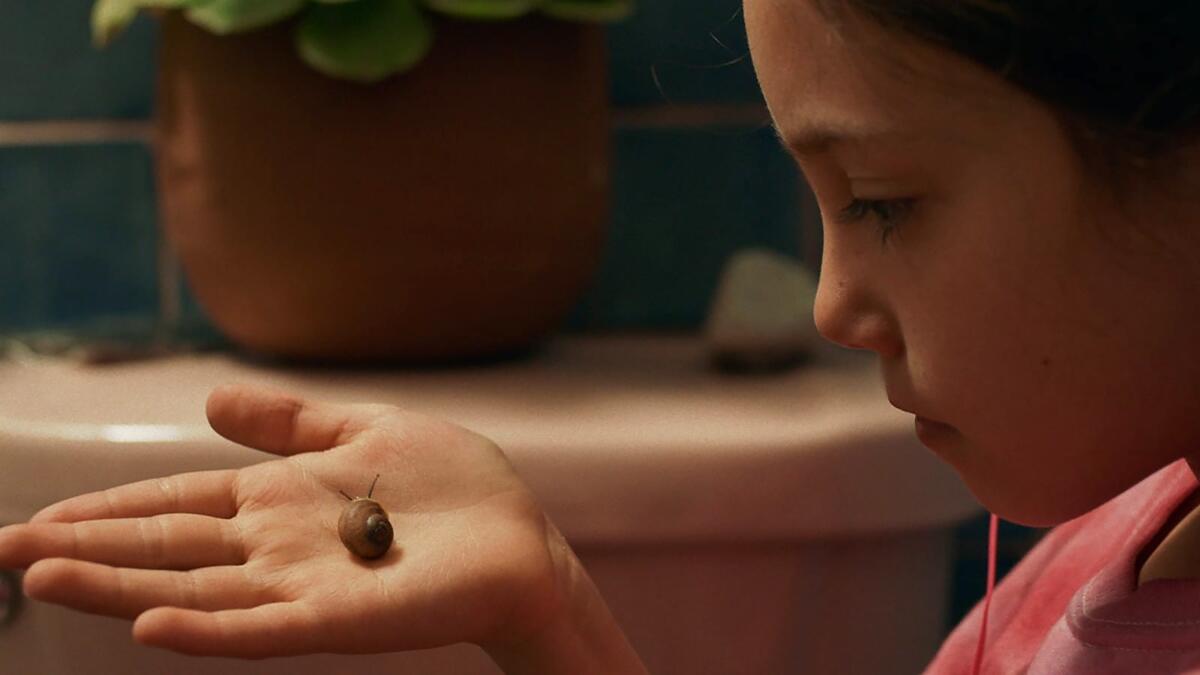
[205,382,374,457]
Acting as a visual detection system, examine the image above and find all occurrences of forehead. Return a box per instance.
[744,0,1009,152]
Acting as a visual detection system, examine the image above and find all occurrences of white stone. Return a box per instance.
[704,247,820,371]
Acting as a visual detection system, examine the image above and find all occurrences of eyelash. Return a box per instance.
[834,198,914,247]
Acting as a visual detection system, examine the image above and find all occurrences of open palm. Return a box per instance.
[0,383,567,658]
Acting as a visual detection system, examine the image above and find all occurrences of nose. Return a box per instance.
[813,249,903,359]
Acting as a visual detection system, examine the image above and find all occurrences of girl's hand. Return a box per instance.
[0,383,574,659]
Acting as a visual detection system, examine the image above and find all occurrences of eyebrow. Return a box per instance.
[770,119,905,156]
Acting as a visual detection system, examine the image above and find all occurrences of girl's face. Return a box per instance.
[745,0,1200,526]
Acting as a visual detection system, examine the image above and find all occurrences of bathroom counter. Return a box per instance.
[0,332,982,542]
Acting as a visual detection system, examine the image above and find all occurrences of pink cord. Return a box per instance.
[970,513,1000,675]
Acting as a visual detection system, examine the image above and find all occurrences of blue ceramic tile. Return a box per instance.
[0,143,158,330]
[0,1,157,120]
[565,125,802,330]
[607,0,763,106]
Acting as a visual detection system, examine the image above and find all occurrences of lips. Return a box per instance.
[888,396,919,418]
[888,396,952,428]
[915,416,954,431]
[886,380,960,450]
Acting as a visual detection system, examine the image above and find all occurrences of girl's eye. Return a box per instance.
[833,198,914,247]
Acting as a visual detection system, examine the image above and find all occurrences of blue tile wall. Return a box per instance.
[0,143,158,330]
[0,1,157,120]
[566,125,800,329]
[608,0,763,106]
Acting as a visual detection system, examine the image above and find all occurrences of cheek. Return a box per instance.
[900,211,1195,525]
[915,222,1081,417]
[893,188,1088,446]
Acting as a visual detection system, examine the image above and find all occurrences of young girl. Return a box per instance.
[3,1,1200,673]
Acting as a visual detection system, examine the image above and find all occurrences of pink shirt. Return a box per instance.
[925,458,1200,674]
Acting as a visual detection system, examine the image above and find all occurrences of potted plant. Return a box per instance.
[91,0,632,364]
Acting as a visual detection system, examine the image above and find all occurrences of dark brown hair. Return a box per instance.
[818,1,1200,193]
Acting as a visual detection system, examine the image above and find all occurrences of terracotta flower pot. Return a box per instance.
[154,11,610,364]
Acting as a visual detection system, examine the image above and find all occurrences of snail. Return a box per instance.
[337,474,394,560]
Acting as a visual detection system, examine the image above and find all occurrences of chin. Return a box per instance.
[955,429,1189,529]
[960,472,1111,529]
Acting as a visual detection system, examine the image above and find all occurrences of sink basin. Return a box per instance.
[0,332,982,674]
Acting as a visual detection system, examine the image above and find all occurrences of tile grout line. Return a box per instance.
[0,103,770,147]
[0,120,154,146]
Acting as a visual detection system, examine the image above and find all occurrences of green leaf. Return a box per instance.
[91,0,194,47]
[540,0,633,22]
[184,0,307,34]
[296,0,434,83]
[422,0,540,21]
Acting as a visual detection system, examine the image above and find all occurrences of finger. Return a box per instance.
[0,514,244,570]
[206,382,386,457]
[134,602,325,658]
[23,559,274,621]
[30,469,238,524]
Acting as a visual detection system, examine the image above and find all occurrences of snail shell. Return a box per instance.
[338,498,394,560]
